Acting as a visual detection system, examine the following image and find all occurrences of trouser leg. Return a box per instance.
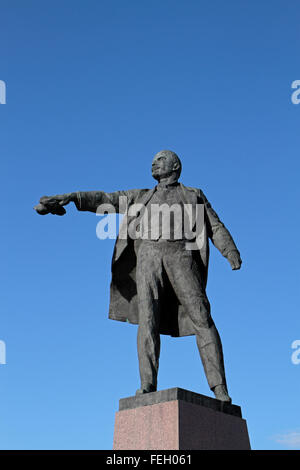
[136,300,160,390]
[196,324,228,391]
[163,245,228,390]
[136,243,163,390]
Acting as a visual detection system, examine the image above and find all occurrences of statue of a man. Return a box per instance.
[36,150,242,402]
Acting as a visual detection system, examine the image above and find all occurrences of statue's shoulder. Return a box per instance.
[180,183,202,196]
[140,188,152,193]
[125,188,152,204]
[136,188,152,197]
[125,188,150,196]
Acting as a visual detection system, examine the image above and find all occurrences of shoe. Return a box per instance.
[213,384,232,403]
[136,384,156,395]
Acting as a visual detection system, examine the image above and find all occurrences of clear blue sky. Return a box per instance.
[1,0,300,450]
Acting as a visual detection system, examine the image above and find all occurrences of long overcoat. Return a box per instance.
[75,183,239,337]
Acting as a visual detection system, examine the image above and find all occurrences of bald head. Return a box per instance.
[151,150,182,181]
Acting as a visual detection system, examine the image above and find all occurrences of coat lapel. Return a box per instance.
[179,183,198,228]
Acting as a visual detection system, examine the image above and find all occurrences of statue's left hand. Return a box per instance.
[227,251,242,270]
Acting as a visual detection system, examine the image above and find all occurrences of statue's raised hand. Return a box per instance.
[34,193,74,216]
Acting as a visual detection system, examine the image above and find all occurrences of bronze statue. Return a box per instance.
[35,150,242,402]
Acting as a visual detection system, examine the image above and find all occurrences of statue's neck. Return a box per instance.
[156,173,179,186]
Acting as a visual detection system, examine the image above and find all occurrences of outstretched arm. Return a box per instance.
[34,189,146,215]
[199,189,242,270]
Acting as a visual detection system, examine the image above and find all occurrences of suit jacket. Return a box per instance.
[74,183,239,337]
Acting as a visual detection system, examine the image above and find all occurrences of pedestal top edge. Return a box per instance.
[118,387,242,417]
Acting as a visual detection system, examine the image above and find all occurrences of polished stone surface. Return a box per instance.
[114,388,251,450]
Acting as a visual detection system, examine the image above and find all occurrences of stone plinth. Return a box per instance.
[113,388,251,450]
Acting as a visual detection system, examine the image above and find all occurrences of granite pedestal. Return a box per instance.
[113,388,251,450]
